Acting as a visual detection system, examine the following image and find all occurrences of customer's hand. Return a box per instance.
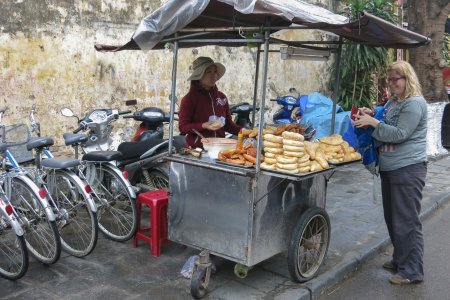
[202,121,222,131]
[353,113,379,128]
[358,107,373,115]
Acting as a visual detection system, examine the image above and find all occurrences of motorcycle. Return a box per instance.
[270,87,306,124]
[61,101,184,192]
[270,86,316,139]
[229,102,257,129]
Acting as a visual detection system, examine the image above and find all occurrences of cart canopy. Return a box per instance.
[95,0,430,52]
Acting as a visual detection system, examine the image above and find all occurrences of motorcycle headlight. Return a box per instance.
[286,96,297,105]
[143,111,164,118]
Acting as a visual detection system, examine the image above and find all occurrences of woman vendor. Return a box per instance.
[178,56,241,149]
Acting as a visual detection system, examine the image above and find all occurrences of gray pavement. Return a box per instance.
[1,154,450,300]
[317,199,450,300]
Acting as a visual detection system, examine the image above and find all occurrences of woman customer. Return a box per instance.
[179,56,241,149]
[353,60,427,285]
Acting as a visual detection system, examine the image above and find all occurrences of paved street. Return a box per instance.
[1,155,449,300]
[318,201,450,300]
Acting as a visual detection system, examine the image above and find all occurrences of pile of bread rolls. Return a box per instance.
[242,124,306,139]
[316,134,361,164]
[261,131,329,174]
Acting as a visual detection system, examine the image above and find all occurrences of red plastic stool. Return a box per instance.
[133,190,168,257]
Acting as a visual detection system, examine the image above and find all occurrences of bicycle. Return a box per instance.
[0,109,61,265]
[63,133,138,242]
[0,165,28,280]
[24,135,99,257]
[29,104,137,242]
[24,104,98,257]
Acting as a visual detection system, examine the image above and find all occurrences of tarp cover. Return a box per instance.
[94,0,430,52]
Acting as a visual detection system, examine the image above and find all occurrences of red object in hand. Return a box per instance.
[351,105,369,128]
[350,105,359,121]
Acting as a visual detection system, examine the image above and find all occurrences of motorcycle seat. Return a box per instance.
[118,139,166,160]
[63,133,88,146]
[82,151,123,162]
[26,137,54,151]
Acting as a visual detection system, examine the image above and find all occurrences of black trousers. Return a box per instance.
[380,162,427,281]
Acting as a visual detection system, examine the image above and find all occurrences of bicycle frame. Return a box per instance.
[68,142,136,200]
[0,120,56,223]
[0,193,24,237]
[28,149,98,215]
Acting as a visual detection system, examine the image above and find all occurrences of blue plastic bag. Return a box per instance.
[300,92,357,147]
[354,105,386,175]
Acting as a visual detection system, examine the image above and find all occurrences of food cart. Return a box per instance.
[95,1,429,298]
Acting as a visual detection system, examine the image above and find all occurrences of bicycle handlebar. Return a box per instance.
[118,110,132,115]
[73,126,83,134]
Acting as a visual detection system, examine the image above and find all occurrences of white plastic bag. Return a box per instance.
[372,174,382,204]
[180,255,199,279]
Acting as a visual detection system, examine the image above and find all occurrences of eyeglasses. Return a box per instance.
[386,77,405,83]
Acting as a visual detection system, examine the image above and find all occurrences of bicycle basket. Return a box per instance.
[2,124,34,163]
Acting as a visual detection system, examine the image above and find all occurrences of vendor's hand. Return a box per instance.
[352,113,379,128]
[202,121,222,131]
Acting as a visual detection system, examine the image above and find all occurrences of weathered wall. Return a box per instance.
[0,0,338,145]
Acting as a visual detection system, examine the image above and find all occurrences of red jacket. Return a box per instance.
[179,83,241,148]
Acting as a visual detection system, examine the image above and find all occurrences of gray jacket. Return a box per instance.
[372,96,427,172]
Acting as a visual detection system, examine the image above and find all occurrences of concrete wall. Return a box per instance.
[0,0,338,146]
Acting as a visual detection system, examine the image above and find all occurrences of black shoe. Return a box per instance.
[382,261,397,271]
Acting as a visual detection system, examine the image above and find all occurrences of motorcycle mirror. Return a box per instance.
[60,107,74,117]
[125,99,137,106]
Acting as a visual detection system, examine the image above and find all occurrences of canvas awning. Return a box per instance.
[94,0,430,52]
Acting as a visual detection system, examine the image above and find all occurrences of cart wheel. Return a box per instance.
[288,207,330,283]
[190,267,208,299]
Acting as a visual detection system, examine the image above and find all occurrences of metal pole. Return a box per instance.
[252,45,261,127]
[255,30,270,173]
[176,25,308,33]
[168,38,179,155]
[330,37,343,135]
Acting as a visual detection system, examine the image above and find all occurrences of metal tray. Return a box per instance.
[328,159,362,166]
[215,159,255,169]
[262,165,334,178]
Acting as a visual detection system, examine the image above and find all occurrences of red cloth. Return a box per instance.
[178,83,241,149]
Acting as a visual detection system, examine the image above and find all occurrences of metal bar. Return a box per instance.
[261,167,335,182]
[166,156,254,177]
[330,37,343,135]
[160,32,216,43]
[254,29,271,174]
[252,45,261,127]
[269,37,342,48]
[168,37,179,155]
[178,39,263,44]
[161,33,343,48]
[167,38,342,47]
[177,25,308,33]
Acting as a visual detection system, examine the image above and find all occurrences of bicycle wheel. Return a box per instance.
[0,210,28,280]
[88,164,137,242]
[46,170,98,257]
[10,176,61,265]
